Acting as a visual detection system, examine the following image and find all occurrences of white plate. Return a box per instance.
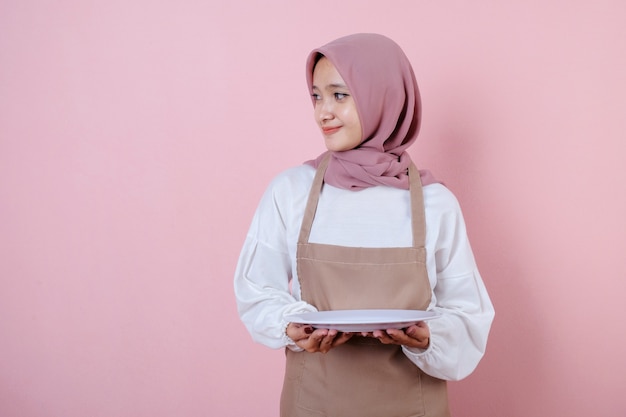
[285,309,440,332]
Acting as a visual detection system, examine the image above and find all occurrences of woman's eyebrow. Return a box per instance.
[312,83,349,91]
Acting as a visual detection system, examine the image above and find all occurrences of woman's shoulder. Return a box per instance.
[268,164,315,189]
[423,183,462,213]
[261,164,316,204]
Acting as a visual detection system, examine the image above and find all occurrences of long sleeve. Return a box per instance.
[402,189,495,380]
[233,167,317,349]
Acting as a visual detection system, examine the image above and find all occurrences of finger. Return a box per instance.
[372,330,395,344]
[332,332,353,347]
[385,328,412,344]
[288,323,315,342]
[388,327,430,349]
[405,323,430,340]
[298,329,328,352]
[319,330,339,353]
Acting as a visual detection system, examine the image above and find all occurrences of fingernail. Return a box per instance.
[304,327,314,334]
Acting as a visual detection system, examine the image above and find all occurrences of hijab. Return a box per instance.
[305,33,437,190]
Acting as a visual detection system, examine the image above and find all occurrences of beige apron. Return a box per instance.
[280,156,450,417]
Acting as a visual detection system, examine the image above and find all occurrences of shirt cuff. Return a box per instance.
[282,320,304,352]
[402,343,431,357]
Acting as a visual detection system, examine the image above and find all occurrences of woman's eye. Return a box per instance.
[334,93,348,100]
[311,93,321,101]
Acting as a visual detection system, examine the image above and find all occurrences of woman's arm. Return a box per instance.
[403,187,495,380]
[234,170,317,349]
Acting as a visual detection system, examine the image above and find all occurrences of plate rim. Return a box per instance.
[285,308,440,326]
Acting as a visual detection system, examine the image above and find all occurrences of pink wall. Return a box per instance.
[1,1,625,416]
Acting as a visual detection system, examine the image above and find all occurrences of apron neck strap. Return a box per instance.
[298,154,426,249]
[408,162,426,248]
[298,154,330,244]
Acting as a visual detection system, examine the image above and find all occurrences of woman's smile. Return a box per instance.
[322,125,342,135]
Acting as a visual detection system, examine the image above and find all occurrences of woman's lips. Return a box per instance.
[322,126,341,135]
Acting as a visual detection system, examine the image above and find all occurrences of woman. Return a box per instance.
[234,33,494,417]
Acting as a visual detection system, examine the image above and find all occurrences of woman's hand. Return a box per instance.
[286,322,353,353]
[363,321,430,349]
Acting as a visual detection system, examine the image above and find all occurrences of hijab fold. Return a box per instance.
[304,33,437,190]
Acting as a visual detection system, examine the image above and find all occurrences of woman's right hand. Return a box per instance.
[286,322,353,353]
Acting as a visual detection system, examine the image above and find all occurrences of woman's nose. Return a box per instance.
[317,100,334,121]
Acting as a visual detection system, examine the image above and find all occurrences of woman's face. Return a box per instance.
[311,57,363,152]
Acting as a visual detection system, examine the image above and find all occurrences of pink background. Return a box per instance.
[1,1,625,416]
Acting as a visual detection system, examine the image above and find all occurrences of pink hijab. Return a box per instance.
[305,33,437,190]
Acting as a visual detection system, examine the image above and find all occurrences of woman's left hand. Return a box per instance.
[364,321,430,349]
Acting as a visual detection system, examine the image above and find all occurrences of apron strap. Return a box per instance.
[298,153,330,244]
[297,153,426,249]
[408,162,426,249]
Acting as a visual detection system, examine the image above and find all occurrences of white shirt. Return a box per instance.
[234,165,495,381]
